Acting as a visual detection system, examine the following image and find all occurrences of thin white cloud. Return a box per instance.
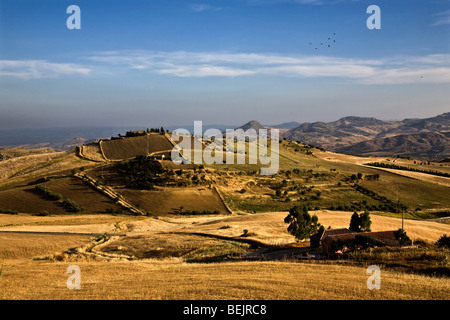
[158,64,255,77]
[2,52,449,85]
[189,3,224,12]
[0,60,90,80]
[432,9,450,26]
[87,50,450,84]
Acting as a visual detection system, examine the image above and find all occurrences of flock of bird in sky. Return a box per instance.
[309,33,336,51]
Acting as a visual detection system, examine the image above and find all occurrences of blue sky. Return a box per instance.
[0,0,449,129]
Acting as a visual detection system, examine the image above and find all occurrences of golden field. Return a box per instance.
[0,211,449,300]
[1,259,448,300]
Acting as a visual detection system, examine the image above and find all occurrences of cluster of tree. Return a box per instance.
[146,127,166,134]
[393,228,411,246]
[327,202,393,212]
[124,130,147,137]
[365,174,380,181]
[34,185,64,201]
[174,206,220,215]
[353,184,407,213]
[63,199,84,213]
[436,234,450,248]
[0,209,18,215]
[349,210,372,232]
[117,155,167,189]
[330,234,381,253]
[350,172,363,181]
[366,162,450,178]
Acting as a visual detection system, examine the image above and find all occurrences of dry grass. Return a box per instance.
[101,134,173,160]
[43,177,125,213]
[81,144,105,162]
[0,213,144,234]
[98,232,248,260]
[0,210,449,300]
[0,176,125,214]
[0,150,91,187]
[0,259,448,300]
[366,167,450,187]
[0,233,91,259]
[117,187,230,216]
[183,211,450,244]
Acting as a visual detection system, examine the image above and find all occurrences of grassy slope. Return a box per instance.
[208,141,450,213]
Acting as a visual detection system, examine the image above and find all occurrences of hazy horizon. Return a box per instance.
[1,1,449,130]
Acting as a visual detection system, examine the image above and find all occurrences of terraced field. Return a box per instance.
[100,134,174,160]
[117,186,231,216]
[0,177,124,214]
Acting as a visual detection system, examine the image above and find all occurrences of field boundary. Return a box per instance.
[98,140,108,161]
[74,172,144,215]
[78,145,106,163]
[212,185,234,215]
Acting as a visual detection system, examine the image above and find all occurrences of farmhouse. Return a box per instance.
[311,228,409,256]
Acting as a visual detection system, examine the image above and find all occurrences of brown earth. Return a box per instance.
[100,134,174,160]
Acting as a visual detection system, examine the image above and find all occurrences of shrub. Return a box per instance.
[34,185,63,201]
[394,228,411,246]
[436,234,450,248]
[0,209,18,215]
[63,199,84,213]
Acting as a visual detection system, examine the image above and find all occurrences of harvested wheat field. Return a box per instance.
[0,259,448,300]
[117,187,231,216]
[80,144,105,162]
[182,211,450,245]
[0,150,91,187]
[100,134,174,160]
[0,214,144,234]
[364,167,450,187]
[0,177,124,214]
[0,233,91,259]
[43,177,125,213]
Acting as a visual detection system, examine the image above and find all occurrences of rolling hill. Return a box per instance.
[280,112,450,159]
[336,131,450,158]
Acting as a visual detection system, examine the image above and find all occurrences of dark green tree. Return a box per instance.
[349,211,361,232]
[359,210,372,232]
[436,234,450,248]
[394,228,411,246]
[284,205,321,241]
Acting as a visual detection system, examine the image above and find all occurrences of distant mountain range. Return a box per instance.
[236,112,450,159]
[1,113,449,159]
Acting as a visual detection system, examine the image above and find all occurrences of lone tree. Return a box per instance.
[349,212,361,232]
[349,210,372,232]
[359,210,372,232]
[284,205,322,242]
